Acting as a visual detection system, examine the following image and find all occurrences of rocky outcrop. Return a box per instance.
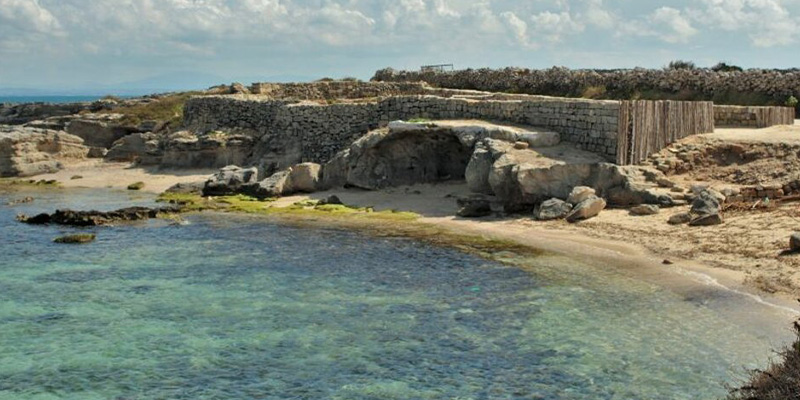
[105,132,162,163]
[287,163,321,193]
[65,114,139,148]
[160,131,256,169]
[0,101,111,125]
[0,126,88,177]
[18,206,179,226]
[456,196,493,218]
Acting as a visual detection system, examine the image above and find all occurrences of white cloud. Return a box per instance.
[529,11,585,43]
[649,7,697,44]
[500,11,533,47]
[688,0,798,47]
[0,0,61,34]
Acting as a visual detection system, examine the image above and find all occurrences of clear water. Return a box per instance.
[0,188,793,399]
[0,96,108,105]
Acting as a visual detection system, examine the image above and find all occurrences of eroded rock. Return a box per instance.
[535,198,573,221]
[566,196,606,223]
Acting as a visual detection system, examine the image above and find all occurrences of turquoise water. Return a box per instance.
[0,96,107,104]
[0,188,792,399]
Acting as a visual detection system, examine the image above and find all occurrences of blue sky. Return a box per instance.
[1,0,799,93]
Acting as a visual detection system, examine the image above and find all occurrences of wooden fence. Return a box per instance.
[713,105,795,128]
[616,100,714,165]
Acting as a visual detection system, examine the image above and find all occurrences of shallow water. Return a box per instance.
[0,188,794,399]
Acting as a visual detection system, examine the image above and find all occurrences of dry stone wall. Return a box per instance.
[713,105,795,128]
[248,81,428,100]
[183,95,622,167]
[372,67,800,104]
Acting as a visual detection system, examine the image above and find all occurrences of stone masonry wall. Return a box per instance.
[248,81,428,101]
[713,105,795,128]
[183,95,622,167]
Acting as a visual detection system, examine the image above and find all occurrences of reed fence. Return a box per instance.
[616,100,714,165]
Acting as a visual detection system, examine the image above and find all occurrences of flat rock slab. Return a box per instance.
[18,206,180,227]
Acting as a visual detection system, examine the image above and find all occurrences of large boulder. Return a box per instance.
[565,196,606,223]
[287,162,321,193]
[691,190,722,216]
[535,198,573,221]
[456,196,492,218]
[243,169,291,199]
[202,166,259,196]
[566,186,596,205]
[465,145,494,194]
[0,126,88,177]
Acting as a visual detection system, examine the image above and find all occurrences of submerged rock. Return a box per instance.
[18,206,179,227]
[54,233,96,244]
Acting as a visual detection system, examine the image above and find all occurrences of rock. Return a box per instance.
[790,233,800,252]
[465,145,495,195]
[668,212,693,225]
[87,147,108,158]
[689,213,724,226]
[691,190,722,216]
[516,130,560,148]
[0,126,89,177]
[565,196,606,223]
[65,114,137,148]
[243,169,291,199]
[18,206,179,226]
[161,130,256,169]
[566,186,596,205]
[287,162,321,193]
[513,141,529,150]
[202,166,259,196]
[662,259,674,265]
[106,132,162,163]
[456,196,492,218]
[70,175,83,180]
[656,177,675,188]
[344,127,472,189]
[165,181,205,195]
[54,233,96,244]
[630,204,660,216]
[671,186,685,193]
[535,198,573,221]
[127,181,145,191]
[318,195,343,206]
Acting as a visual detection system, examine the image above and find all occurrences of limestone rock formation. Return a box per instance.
[161,131,256,169]
[0,126,88,177]
[65,114,138,149]
[106,132,162,163]
[244,169,291,199]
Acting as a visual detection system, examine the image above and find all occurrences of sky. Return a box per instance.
[1,0,800,94]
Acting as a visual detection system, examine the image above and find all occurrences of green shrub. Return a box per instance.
[666,60,697,70]
[786,96,798,108]
[711,62,743,72]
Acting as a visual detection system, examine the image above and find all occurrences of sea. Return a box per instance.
[0,96,120,105]
[0,186,795,399]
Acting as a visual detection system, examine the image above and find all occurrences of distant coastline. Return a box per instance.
[0,95,130,104]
